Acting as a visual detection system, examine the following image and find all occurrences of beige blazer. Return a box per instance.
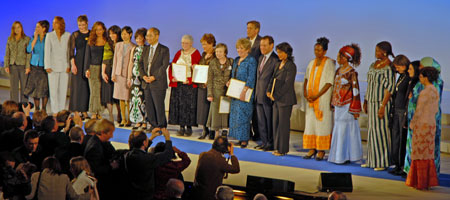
[112,41,135,77]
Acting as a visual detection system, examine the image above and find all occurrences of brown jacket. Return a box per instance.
[193,149,240,200]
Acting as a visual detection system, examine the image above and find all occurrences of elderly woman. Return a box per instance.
[266,42,297,156]
[228,38,257,148]
[168,35,201,136]
[362,41,395,171]
[24,20,50,112]
[207,43,233,139]
[197,33,216,139]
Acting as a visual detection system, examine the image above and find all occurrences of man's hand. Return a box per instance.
[173,146,181,154]
[71,64,78,75]
[228,143,234,155]
[22,104,31,117]
[149,76,156,83]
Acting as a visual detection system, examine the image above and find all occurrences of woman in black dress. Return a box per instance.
[68,15,90,119]
[101,25,122,121]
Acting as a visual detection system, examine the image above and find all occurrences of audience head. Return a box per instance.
[375,41,395,59]
[338,44,361,67]
[419,67,439,84]
[216,185,234,200]
[128,130,148,150]
[41,116,57,133]
[276,42,294,62]
[93,119,115,142]
[166,178,184,198]
[213,136,230,154]
[135,27,147,46]
[56,110,70,123]
[24,130,39,153]
[16,162,37,180]
[0,151,16,168]
[146,27,160,45]
[32,110,48,129]
[215,43,228,59]
[253,193,268,200]
[1,100,19,117]
[84,119,97,135]
[12,111,27,129]
[69,126,84,143]
[236,38,251,57]
[315,37,329,58]
[260,35,274,55]
[154,142,176,158]
[108,25,122,43]
[328,191,347,200]
[70,156,93,177]
[42,156,62,175]
[201,33,216,54]
[246,20,260,38]
[181,34,194,51]
[9,21,25,40]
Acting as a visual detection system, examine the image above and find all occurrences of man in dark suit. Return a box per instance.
[12,130,43,169]
[193,136,240,200]
[247,20,262,141]
[255,36,279,151]
[84,119,118,200]
[139,27,170,131]
[0,112,27,152]
[125,127,173,200]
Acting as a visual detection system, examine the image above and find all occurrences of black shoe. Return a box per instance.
[263,145,274,151]
[251,136,260,141]
[185,126,193,136]
[254,144,265,150]
[388,168,400,175]
[240,141,248,148]
[233,141,242,146]
[177,127,185,136]
[221,130,228,137]
[198,129,209,139]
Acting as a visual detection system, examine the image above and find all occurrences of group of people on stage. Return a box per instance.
[3,16,443,190]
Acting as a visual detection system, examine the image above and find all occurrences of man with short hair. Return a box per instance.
[0,112,27,152]
[255,36,278,151]
[194,136,240,200]
[11,130,43,168]
[56,126,84,175]
[81,118,97,151]
[125,127,174,200]
[166,178,184,200]
[215,185,234,200]
[140,27,170,132]
[247,20,262,141]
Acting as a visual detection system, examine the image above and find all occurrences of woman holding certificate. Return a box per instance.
[266,42,297,156]
[228,38,257,148]
[168,35,202,136]
[207,43,233,139]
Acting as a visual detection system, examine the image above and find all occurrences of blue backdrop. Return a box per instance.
[1,0,450,89]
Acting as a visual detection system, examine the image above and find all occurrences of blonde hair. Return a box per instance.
[70,156,93,177]
[93,119,115,135]
[236,38,251,51]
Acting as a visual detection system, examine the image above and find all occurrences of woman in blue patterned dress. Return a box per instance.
[404,57,443,176]
[228,38,257,148]
[127,28,147,129]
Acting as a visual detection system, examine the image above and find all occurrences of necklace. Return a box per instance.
[395,74,406,92]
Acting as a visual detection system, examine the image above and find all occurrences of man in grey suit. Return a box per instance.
[247,20,262,141]
[255,36,278,151]
[139,27,170,130]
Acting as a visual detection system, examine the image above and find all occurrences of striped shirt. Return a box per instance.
[365,63,395,102]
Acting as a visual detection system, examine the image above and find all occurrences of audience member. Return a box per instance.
[11,130,43,168]
[81,119,97,151]
[70,156,99,199]
[56,126,85,176]
[215,185,234,200]
[0,112,27,152]
[253,193,268,200]
[194,136,240,200]
[38,116,70,158]
[166,178,184,200]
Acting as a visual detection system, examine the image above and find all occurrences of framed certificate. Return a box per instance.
[172,63,188,82]
[192,64,209,84]
[226,78,253,102]
[218,96,231,114]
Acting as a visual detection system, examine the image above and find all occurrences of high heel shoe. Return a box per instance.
[303,149,317,159]
[315,151,325,161]
[198,127,209,139]
[273,151,287,156]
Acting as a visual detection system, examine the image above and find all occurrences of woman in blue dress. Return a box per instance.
[404,57,443,176]
[228,38,257,148]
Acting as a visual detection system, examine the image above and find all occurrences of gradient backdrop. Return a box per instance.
[1,0,450,89]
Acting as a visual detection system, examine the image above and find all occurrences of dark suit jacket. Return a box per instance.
[125,140,173,200]
[0,127,24,152]
[84,135,115,179]
[193,149,240,200]
[139,43,170,90]
[267,60,298,106]
[11,145,44,169]
[248,35,262,60]
[38,131,70,158]
[55,142,83,176]
[256,52,279,105]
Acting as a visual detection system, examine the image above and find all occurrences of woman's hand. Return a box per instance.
[111,74,116,82]
[127,79,132,88]
[353,113,360,119]
[363,100,368,114]
[4,67,10,74]
[377,105,385,119]
[172,77,178,83]
[240,89,247,101]
[46,68,53,74]
[207,97,213,102]
[71,64,77,75]
[85,70,90,78]
[102,73,109,83]
[226,80,230,87]
[266,92,274,101]
[25,68,31,74]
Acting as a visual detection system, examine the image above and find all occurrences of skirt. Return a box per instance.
[24,66,48,98]
[168,84,198,126]
[207,89,228,130]
[88,65,104,113]
[101,60,115,105]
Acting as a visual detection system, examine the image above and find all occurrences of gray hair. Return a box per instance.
[181,34,194,43]
[215,185,234,200]
[253,193,268,200]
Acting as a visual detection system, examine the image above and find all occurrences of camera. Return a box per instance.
[18,102,34,112]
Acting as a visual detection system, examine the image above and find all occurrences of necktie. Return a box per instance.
[259,55,267,73]
[147,46,154,76]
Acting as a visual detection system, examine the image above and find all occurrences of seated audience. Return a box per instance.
[70,156,99,199]
[56,127,85,176]
[81,119,97,151]
[215,185,234,200]
[166,178,184,200]
[12,130,43,169]
[38,116,70,158]
[253,193,268,200]
[0,112,27,152]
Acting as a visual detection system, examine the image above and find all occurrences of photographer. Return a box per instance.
[125,128,174,200]
[193,136,240,200]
